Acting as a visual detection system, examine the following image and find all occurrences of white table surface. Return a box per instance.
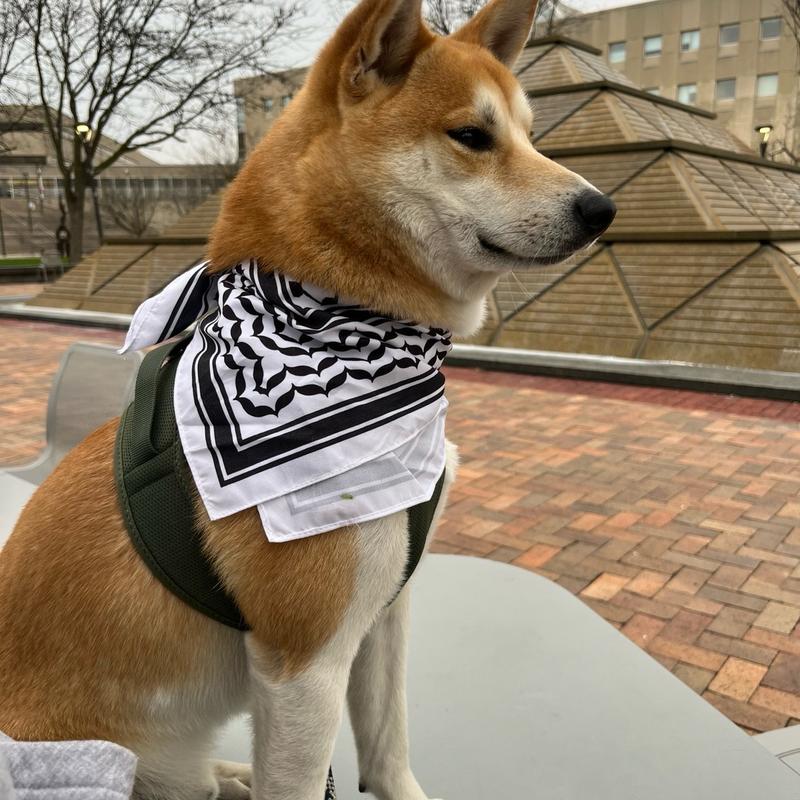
[3,479,798,798]
[216,556,800,799]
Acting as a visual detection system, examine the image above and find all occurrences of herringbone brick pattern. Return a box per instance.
[435,366,800,733]
[2,319,800,734]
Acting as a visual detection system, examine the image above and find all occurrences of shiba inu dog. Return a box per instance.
[0,1,615,798]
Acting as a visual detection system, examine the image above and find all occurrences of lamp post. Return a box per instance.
[755,124,774,159]
[75,123,104,246]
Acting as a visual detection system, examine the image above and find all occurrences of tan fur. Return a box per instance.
[0,3,607,796]
[0,417,355,743]
[0,420,211,741]
[207,1,573,331]
[199,504,357,678]
[452,0,539,66]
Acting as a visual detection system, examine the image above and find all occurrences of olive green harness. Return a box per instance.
[115,338,445,630]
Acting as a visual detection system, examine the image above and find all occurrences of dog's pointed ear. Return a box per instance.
[451,0,540,67]
[341,0,432,97]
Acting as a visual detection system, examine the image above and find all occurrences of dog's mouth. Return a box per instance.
[478,235,513,257]
[477,235,571,267]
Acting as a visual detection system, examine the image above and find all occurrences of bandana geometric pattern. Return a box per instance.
[122,260,452,541]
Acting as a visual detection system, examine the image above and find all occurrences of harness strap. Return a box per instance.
[127,337,182,463]
[115,338,444,632]
[406,472,445,586]
[115,338,249,630]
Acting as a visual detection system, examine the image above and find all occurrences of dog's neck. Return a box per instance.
[208,198,489,336]
[207,104,492,337]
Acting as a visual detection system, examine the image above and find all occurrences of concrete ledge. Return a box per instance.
[450,344,800,402]
[0,301,132,330]
[0,293,39,304]
[1,304,798,401]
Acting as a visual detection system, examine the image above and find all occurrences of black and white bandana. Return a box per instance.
[121,260,452,541]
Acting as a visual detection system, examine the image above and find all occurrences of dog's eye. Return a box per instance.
[446,127,493,151]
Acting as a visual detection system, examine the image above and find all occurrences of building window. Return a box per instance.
[680,29,700,52]
[677,83,697,105]
[263,97,274,112]
[716,78,736,101]
[719,23,740,46]
[760,17,781,40]
[644,87,661,96]
[643,35,662,57]
[281,94,293,107]
[608,41,626,63]
[756,73,779,97]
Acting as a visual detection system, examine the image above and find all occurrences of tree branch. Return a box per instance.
[12,0,304,261]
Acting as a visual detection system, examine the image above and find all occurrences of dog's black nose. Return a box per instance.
[573,190,617,236]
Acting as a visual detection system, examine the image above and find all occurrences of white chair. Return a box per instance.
[1,343,141,543]
[5,343,141,486]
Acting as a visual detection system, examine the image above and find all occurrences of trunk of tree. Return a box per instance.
[67,185,86,267]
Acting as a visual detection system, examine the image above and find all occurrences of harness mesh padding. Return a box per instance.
[116,338,248,630]
[115,338,445,632]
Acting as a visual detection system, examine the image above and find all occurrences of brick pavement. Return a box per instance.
[0,319,122,464]
[0,283,42,297]
[2,318,800,734]
[435,367,800,733]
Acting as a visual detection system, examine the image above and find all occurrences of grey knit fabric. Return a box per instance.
[0,733,137,800]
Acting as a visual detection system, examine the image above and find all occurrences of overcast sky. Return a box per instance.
[277,0,650,69]
[150,0,649,163]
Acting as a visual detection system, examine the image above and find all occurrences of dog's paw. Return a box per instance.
[213,761,252,790]
[216,777,250,800]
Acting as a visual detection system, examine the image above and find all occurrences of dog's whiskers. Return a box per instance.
[507,270,536,303]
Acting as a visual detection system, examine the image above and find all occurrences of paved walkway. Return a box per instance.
[0,282,42,298]
[2,318,800,734]
[0,319,122,463]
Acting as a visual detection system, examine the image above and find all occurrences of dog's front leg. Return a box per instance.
[247,636,353,800]
[347,588,439,800]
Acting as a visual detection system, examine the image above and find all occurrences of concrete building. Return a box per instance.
[567,0,800,161]
[37,34,800,374]
[233,69,307,160]
[0,106,230,256]
[233,2,800,164]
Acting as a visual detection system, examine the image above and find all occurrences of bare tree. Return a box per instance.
[424,0,575,40]
[12,0,303,264]
[162,132,240,216]
[424,0,482,36]
[187,126,241,173]
[102,183,159,238]
[532,0,577,38]
[0,2,33,154]
[785,0,800,40]
[0,7,22,89]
